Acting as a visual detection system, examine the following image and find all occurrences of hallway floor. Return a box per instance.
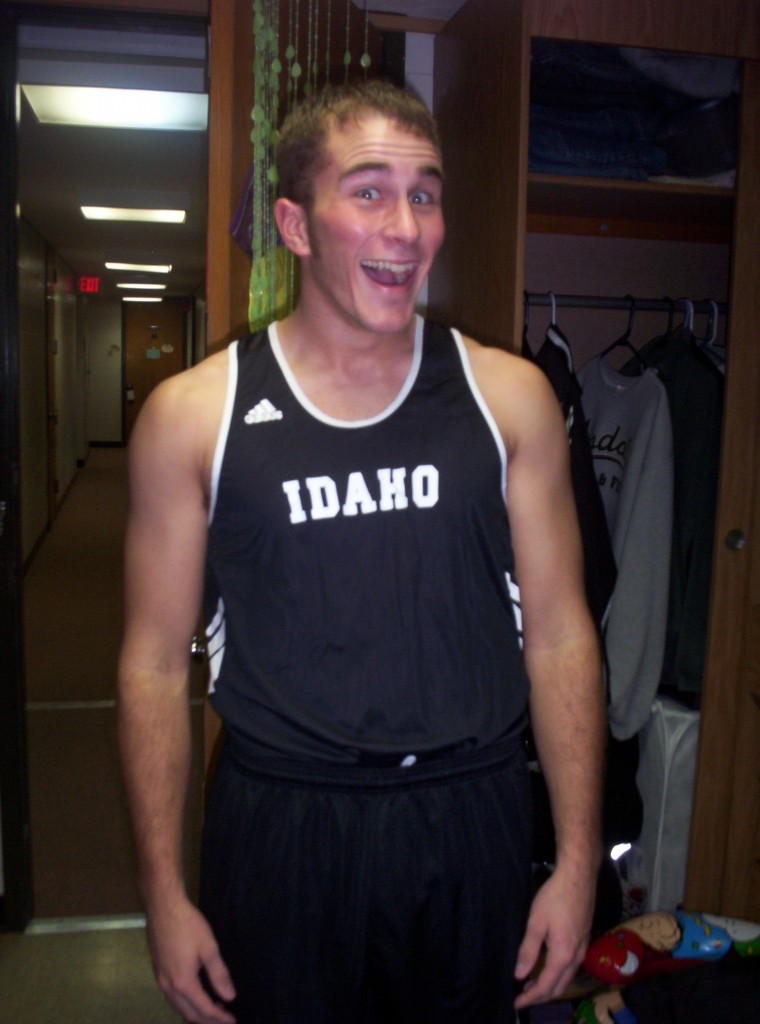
[0,918,575,1023]
[0,918,180,1023]
[21,446,205,918]
[2,448,205,1021]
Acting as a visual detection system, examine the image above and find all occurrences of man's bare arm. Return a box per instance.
[118,362,236,1024]
[469,343,606,1007]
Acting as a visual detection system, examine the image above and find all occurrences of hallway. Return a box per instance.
[23,446,139,917]
[1,446,205,1023]
[22,446,204,919]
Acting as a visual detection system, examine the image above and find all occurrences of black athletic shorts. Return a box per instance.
[199,739,532,1024]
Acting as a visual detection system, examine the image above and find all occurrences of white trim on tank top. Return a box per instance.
[450,328,508,501]
[268,315,424,428]
[207,322,508,523]
[208,339,240,524]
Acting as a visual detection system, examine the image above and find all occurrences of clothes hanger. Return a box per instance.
[696,299,726,374]
[664,296,676,334]
[522,290,531,352]
[700,299,719,347]
[677,297,695,333]
[598,296,648,371]
[544,292,575,371]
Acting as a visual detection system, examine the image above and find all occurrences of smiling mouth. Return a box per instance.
[361,259,417,286]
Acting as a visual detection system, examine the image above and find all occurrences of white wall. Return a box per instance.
[51,257,80,500]
[84,298,123,444]
[406,32,436,311]
[524,233,730,368]
[17,218,49,563]
[406,32,435,109]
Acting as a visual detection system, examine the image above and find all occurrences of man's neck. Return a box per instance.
[274,308,419,421]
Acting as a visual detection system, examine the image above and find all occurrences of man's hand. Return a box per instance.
[513,863,595,1010]
[146,895,237,1024]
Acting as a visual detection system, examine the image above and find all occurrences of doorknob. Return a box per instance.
[725,529,746,551]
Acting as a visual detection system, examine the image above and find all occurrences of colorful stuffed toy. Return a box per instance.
[574,911,760,1023]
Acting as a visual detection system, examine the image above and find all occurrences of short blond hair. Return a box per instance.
[275,79,441,208]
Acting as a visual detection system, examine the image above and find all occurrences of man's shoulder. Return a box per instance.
[455,333,563,450]
[132,347,231,468]
[153,347,229,410]
[459,333,548,392]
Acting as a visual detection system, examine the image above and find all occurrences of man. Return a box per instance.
[118,80,605,1024]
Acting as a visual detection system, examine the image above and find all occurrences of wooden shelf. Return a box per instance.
[527,173,734,242]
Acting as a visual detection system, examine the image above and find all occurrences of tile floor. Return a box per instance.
[0,916,576,1023]
[0,918,181,1023]
[19,447,205,919]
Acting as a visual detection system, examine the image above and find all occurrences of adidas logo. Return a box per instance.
[244,399,283,424]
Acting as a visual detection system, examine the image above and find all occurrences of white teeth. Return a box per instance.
[362,260,415,273]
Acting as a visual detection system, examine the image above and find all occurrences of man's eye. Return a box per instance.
[410,191,434,205]
[357,187,380,200]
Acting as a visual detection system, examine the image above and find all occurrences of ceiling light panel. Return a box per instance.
[22,84,208,131]
[82,207,186,223]
[116,282,167,290]
[17,24,207,94]
[105,262,172,273]
[19,58,206,94]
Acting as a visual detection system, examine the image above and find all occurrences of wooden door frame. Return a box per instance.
[0,3,34,932]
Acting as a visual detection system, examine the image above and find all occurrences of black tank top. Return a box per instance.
[204,317,529,764]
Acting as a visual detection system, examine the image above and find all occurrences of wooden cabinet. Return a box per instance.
[429,0,760,918]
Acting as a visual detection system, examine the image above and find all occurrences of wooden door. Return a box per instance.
[684,58,760,918]
[123,299,186,440]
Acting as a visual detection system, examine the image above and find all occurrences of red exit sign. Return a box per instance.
[78,276,100,294]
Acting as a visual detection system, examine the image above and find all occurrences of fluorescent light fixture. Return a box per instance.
[122,296,163,303]
[82,206,186,223]
[117,282,167,290]
[22,84,208,131]
[106,262,172,273]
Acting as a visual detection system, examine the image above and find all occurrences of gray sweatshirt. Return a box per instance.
[578,356,673,739]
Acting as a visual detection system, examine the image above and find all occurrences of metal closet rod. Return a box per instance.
[524,292,728,316]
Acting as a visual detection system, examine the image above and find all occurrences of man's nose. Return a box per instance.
[384,197,421,241]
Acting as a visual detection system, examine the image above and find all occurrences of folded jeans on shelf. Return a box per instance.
[530,102,663,141]
[527,160,653,181]
[529,122,668,177]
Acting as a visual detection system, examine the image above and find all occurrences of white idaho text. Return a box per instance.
[282,465,439,523]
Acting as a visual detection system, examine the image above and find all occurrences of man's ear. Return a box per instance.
[274,197,311,257]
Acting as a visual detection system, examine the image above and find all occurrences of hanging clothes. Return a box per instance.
[578,355,673,740]
[523,322,617,629]
[525,324,643,850]
[623,324,724,697]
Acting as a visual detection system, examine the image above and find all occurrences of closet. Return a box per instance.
[429,0,760,920]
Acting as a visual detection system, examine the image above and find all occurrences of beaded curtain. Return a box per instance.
[248,0,373,331]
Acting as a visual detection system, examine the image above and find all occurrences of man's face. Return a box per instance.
[299,112,445,338]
